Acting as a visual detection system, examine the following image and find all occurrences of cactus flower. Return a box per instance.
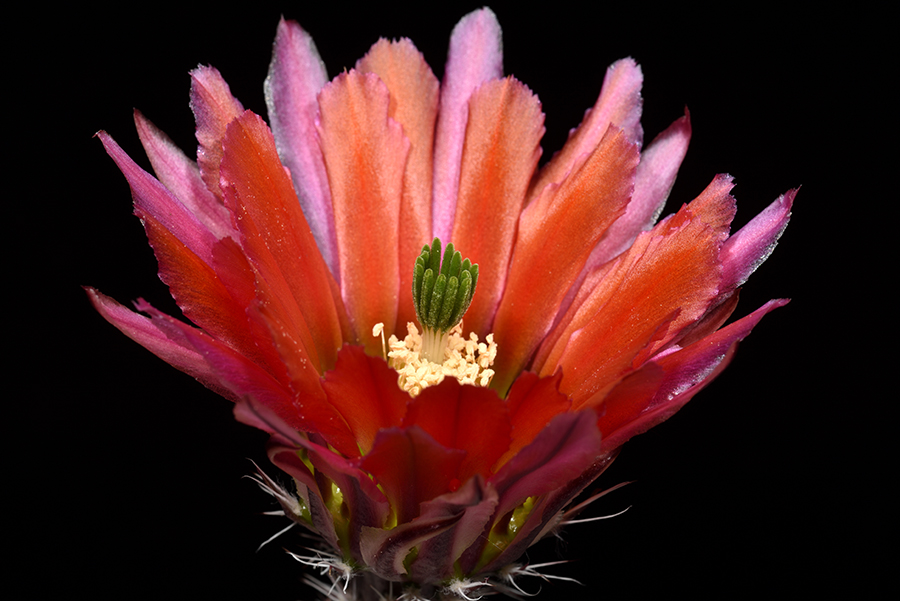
[89,7,792,600]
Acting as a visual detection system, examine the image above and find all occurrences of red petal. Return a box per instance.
[402,379,511,481]
[494,371,572,469]
[321,345,410,456]
[536,180,734,408]
[220,111,349,374]
[360,426,466,524]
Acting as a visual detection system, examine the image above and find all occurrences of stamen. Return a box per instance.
[374,322,497,397]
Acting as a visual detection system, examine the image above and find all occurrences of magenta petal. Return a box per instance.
[264,18,338,277]
[128,299,314,428]
[432,7,503,241]
[589,110,692,268]
[721,189,796,292]
[267,444,342,552]
[490,410,603,521]
[471,452,618,576]
[239,397,391,562]
[410,476,499,582]
[87,288,224,393]
[360,426,466,525]
[360,476,498,582]
[97,131,219,266]
[599,298,789,452]
[133,110,236,242]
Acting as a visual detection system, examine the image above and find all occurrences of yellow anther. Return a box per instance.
[373,322,497,397]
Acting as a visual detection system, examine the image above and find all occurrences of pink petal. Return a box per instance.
[721,189,796,292]
[432,7,503,242]
[86,288,224,395]
[98,130,282,371]
[133,110,236,242]
[97,131,219,265]
[589,110,692,267]
[264,18,338,276]
[189,66,245,197]
[528,58,643,203]
[129,298,358,449]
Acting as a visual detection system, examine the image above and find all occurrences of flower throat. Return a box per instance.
[374,238,497,396]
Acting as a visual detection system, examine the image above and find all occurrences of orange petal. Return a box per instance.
[318,71,410,352]
[220,111,349,374]
[537,200,725,409]
[357,39,439,336]
[450,77,544,335]
[491,127,639,391]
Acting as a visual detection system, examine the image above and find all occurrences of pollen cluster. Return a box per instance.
[373,322,497,397]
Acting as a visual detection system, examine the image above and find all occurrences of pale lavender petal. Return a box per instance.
[264,18,338,276]
[721,189,795,291]
[134,110,236,242]
[431,7,503,242]
[593,57,644,147]
[589,111,692,267]
[97,131,219,266]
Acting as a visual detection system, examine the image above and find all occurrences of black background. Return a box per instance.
[21,2,886,599]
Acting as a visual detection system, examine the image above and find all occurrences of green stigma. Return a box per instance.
[412,238,478,334]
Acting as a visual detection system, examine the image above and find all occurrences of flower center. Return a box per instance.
[373,238,497,396]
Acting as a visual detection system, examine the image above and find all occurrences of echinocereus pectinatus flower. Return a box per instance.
[89,7,793,600]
